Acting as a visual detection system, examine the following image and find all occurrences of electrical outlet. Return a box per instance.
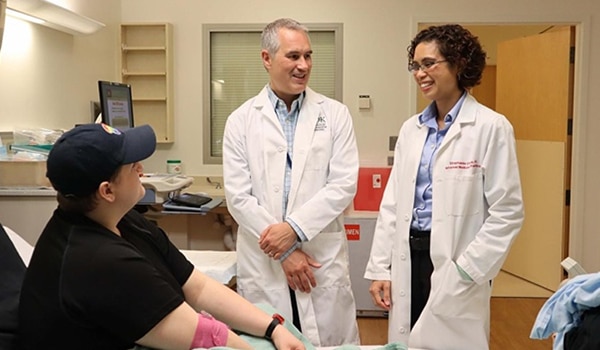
[373,174,382,188]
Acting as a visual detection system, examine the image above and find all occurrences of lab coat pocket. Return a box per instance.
[443,171,483,216]
[429,263,487,320]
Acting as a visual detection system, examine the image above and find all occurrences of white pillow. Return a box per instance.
[3,226,33,267]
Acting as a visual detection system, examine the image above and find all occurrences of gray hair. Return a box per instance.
[261,18,310,56]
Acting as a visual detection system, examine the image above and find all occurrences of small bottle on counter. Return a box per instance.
[167,159,182,174]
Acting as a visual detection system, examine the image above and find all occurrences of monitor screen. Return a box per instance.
[98,81,134,130]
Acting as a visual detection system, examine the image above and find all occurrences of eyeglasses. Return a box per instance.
[408,59,447,73]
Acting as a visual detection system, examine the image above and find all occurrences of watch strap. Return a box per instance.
[264,313,284,339]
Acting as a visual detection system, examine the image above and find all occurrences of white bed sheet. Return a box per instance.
[180,249,236,285]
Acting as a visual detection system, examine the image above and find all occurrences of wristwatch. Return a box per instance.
[264,313,284,340]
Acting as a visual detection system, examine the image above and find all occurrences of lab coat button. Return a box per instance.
[400,290,406,297]
[277,146,284,152]
[274,186,280,192]
[399,327,406,334]
[404,215,409,221]
[400,254,406,260]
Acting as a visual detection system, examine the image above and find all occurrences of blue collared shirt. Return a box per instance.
[411,91,467,231]
[266,86,305,260]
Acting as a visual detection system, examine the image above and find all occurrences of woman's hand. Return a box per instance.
[369,280,392,310]
[271,324,306,350]
[224,329,253,349]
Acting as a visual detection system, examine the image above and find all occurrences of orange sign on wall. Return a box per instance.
[345,224,360,241]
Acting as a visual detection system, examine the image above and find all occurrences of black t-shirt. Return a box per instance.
[18,208,194,350]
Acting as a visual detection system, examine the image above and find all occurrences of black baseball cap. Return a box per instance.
[46,123,156,197]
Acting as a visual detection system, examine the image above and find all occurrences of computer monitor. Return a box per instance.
[98,81,134,130]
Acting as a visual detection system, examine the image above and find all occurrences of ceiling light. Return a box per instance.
[7,0,105,35]
[6,8,45,24]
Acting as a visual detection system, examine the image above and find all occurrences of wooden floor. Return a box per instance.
[357,297,553,349]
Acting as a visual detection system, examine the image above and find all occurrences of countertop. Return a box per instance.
[0,176,381,218]
[0,186,56,196]
[0,175,222,198]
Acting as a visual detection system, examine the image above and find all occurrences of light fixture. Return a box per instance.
[6,0,104,35]
[6,8,44,24]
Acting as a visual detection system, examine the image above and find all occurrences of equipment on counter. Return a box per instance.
[139,173,193,204]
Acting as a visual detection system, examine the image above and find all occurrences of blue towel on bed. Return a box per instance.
[531,273,600,350]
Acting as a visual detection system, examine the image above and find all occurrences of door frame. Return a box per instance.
[407,16,592,269]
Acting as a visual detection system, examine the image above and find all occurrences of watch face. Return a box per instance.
[274,313,284,324]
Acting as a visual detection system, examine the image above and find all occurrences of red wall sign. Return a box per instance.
[345,224,360,241]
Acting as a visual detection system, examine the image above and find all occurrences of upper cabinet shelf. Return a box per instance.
[122,46,167,51]
[120,23,174,143]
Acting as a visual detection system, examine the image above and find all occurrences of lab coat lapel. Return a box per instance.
[287,88,321,208]
[438,94,477,152]
[255,88,286,197]
[255,87,283,135]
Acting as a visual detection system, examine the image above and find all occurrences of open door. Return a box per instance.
[496,26,575,291]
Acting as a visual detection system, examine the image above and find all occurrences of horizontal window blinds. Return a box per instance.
[210,31,335,157]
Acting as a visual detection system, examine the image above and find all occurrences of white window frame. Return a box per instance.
[202,23,343,164]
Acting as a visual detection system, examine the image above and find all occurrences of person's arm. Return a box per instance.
[364,136,399,282]
[135,302,251,350]
[365,128,402,308]
[182,269,305,349]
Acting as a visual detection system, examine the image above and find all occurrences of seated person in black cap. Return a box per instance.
[18,123,305,350]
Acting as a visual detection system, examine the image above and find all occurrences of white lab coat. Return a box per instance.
[223,86,360,347]
[365,94,524,350]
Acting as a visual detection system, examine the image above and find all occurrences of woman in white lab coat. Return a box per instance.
[365,24,524,349]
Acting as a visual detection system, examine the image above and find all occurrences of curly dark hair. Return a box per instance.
[407,24,487,90]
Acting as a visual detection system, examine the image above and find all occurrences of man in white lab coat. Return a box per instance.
[223,18,360,347]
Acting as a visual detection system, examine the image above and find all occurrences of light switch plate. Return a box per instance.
[358,95,371,109]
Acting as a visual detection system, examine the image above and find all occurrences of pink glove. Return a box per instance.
[190,312,229,349]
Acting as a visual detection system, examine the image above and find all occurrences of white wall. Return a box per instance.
[0,0,120,130]
[1,0,599,271]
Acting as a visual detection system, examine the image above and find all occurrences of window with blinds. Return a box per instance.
[202,24,343,164]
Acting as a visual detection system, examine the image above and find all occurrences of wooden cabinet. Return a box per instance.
[120,23,174,143]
